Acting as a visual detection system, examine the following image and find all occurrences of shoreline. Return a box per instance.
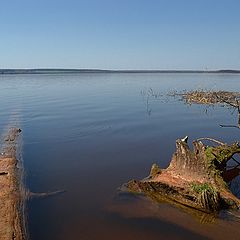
[0,128,26,240]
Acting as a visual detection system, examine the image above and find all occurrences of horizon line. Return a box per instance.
[0,68,240,74]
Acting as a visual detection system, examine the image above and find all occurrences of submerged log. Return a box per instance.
[0,126,65,240]
[125,138,240,213]
[0,127,25,240]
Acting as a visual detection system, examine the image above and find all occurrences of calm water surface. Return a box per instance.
[0,73,240,240]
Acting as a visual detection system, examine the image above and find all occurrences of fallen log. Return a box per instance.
[124,138,240,213]
[0,127,25,240]
[0,126,65,240]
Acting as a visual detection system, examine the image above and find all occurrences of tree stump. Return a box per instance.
[125,138,240,213]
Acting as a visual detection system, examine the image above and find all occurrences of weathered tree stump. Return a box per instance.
[125,138,240,213]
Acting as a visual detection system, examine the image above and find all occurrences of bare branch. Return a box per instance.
[197,137,225,146]
[220,124,240,129]
[231,156,240,166]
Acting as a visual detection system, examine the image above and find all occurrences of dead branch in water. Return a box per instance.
[26,190,66,200]
[177,90,240,105]
[173,90,240,129]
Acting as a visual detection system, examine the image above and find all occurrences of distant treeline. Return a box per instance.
[0,69,240,74]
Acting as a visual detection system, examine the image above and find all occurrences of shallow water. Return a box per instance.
[0,73,240,240]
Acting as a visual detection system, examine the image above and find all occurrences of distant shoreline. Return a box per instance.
[0,69,240,75]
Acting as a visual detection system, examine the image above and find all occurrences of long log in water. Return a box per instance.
[0,127,26,240]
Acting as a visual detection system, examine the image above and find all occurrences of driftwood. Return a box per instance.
[174,90,240,129]
[175,90,240,106]
[0,127,25,240]
[124,138,240,213]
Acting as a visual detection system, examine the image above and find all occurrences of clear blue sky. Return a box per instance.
[0,0,240,70]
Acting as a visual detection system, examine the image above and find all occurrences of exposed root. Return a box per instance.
[197,138,225,146]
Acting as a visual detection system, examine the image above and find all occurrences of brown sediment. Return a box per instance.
[124,138,240,213]
[0,127,26,240]
[108,195,240,240]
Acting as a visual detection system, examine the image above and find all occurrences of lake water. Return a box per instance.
[0,73,240,240]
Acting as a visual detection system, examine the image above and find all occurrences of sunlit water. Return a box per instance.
[0,73,240,240]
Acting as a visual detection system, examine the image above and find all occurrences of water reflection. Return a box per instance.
[109,192,240,239]
[1,73,240,239]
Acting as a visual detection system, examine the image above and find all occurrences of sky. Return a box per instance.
[0,0,240,70]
